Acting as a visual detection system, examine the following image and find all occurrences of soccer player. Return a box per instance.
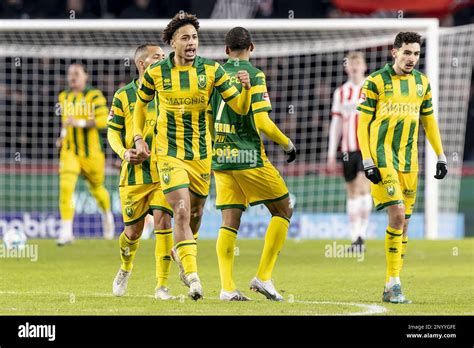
[208,27,297,301]
[108,44,176,300]
[357,32,447,303]
[133,13,252,300]
[327,51,372,252]
[56,63,115,245]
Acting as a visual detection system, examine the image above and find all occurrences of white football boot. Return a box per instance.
[112,268,131,297]
[56,220,75,246]
[220,289,251,301]
[155,286,176,300]
[249,277,283,301]
[187,272,203,301]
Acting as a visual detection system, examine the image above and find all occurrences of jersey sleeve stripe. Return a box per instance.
[222,88,240,102]
[108,124,122,132]
[357,105,374,116]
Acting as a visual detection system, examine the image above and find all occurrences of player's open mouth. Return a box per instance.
[185,48,196,56]
[405,64,414,69]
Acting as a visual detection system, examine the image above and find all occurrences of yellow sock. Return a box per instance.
[176,240,197,275]
[385,226,403,283]
[119,231,140,272]
[89,184,111,212]
[154,229,173,288]
[193,231,199,240]
[59,172,78,220]
[216,226,238,292]
[256,216,289,281]
[400,235,408,272]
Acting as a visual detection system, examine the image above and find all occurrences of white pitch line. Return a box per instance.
[0,290,387,315]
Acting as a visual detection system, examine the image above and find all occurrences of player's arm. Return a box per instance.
[251,71,296,163]
[107,93,143,165]
[133,67,155,160]
[55,91,67,149]
[420,83,447,179]
[206,101,215,142]
[357,77,382,184]
[327,88,343,170]
[255,112,296,163]
[213,62,251,115]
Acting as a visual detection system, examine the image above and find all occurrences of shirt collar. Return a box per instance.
[386,63,413,76]
[226,58,251,66]
[167,51,200,69]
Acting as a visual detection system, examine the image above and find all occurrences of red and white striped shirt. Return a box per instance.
[330,79,365,154]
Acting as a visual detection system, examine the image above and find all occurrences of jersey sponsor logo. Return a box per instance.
[108,108,114,121]
[200,173,210,182]
[262,92,270,102]
[416,84,424,97]
[379,101,420,117]
[214,122,236,134]
[166,96,206,106]
[229,75,242,85]
[403,189,416,198]
[198,74,207,88]
[359,92,366,103]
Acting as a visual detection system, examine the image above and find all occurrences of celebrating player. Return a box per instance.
[56,63,115,245]
[108,44,177,300]
[208,27,297,301]
[327,51,372,252]
[133,13,253,300]
[357,32,448,303]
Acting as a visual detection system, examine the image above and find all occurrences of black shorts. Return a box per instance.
[342,151,364,182]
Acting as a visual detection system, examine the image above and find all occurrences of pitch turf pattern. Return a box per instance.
[0,239,473,315]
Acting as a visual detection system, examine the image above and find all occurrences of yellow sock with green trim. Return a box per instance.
[385,226,403,283]
[400,235,408,272]
[119,231,140,272]
[176,240,197,275]
[154,229,173,288]
[216,226,238,292]
[256,216,289,281]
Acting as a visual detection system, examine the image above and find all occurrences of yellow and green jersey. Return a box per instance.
[208,59,272,170]
[108,79,159,186]
[58,86,108,157]
[137,52,248,161]
[357,63,433,172]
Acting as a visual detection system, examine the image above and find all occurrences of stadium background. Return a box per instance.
[0,0,473,240]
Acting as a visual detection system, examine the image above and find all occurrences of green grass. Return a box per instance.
[1,239,473,315]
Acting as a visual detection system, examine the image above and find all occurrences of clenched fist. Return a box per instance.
[236,70,251,90]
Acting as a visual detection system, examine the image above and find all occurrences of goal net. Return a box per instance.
[0,19,472,240]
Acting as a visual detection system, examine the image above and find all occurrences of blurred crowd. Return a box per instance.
[0,0,472,25]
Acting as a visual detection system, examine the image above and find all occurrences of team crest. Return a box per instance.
[416,84,424,97]
[387,185,395,197]
[125,206,134,218]
[162,173,170,184]
[198,74,207,88]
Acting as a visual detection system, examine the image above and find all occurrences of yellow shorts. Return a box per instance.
[371,167,418,218]
[157,155,212,198]
[119,183,173,225]
[214,160,289,210]
[59,150,104,187]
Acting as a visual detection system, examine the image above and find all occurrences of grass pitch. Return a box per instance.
[1,238,473,316]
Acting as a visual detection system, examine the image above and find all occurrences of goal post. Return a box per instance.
[0,18,471,240]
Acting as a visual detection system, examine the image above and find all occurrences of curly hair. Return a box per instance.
[394,32,422,49]
[162,12,200,45]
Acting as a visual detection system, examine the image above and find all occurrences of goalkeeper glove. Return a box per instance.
[282,139,297,163]
[363,158,382,184]
[434,154,448,179]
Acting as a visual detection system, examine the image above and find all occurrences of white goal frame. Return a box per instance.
[0,18,441,238]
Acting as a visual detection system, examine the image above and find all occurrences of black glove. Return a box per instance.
[434,161,447,179]
[364,165,382,184]
[283,139,297,163]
